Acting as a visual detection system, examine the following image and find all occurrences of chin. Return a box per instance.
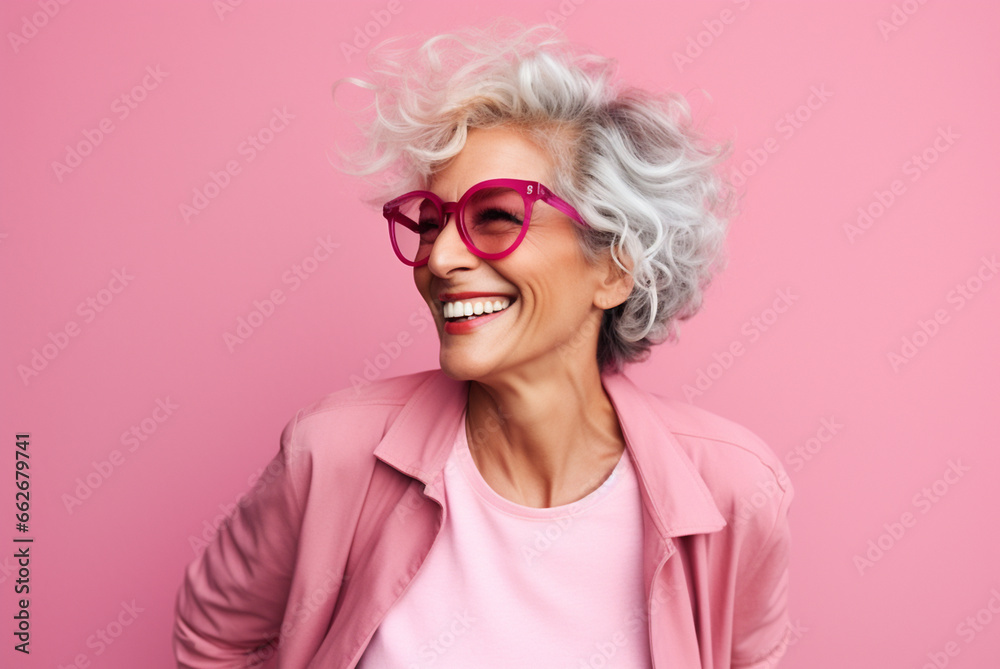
[437,355,485,383]
[437,348,505,384]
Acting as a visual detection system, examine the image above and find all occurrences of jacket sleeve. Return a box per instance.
[730,471,794,668]
[174,411,309,668]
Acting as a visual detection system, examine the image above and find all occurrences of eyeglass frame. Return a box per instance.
[382,178,589,267]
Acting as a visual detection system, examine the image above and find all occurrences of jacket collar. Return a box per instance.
[373,370,726,540]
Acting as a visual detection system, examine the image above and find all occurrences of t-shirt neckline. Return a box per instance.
[453,409,632,520]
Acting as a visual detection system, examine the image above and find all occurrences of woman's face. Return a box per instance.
[414,125,624,383]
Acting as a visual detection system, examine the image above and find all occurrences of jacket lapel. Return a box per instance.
[601,372,726,537]
[601,372,726,667]
[309,372,468,669]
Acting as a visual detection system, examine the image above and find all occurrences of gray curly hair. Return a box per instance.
[335,22,736,372]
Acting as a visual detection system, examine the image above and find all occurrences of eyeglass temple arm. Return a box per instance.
[383,206,421,233]
[538,185,588,228]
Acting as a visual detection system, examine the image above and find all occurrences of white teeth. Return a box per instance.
[442,297,513,320]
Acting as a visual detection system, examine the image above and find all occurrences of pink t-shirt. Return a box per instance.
[357,416,651,668]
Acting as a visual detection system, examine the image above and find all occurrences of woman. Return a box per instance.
[174,24,792,669]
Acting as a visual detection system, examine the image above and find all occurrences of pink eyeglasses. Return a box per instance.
[382,178,588,266]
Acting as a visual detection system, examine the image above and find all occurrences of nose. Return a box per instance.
[426,210,479,276]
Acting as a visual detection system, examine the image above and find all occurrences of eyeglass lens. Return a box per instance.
[391,186,527,264]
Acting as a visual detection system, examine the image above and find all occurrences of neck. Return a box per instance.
[465,357,625,508]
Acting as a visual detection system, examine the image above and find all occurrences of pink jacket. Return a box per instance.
[174,369,793,668]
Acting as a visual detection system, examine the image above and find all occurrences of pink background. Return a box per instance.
[3,1,999,666]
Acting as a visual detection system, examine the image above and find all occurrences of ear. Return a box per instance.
[593,248,634,310]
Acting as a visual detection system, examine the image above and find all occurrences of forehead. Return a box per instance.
[429,126,555,198]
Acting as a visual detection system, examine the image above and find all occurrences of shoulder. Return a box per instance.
[298,369,439,420]
[280,369,443,467]
[657,396,787,484]
[631,384,793,530]
[650,400,795,666]
[668,397,792,522]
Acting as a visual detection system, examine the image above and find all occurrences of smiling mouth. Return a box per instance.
[442,297,513,322]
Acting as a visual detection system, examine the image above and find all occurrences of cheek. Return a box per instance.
[494,232,599,315]
[530,249,599,301]
[512,265,598,335]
